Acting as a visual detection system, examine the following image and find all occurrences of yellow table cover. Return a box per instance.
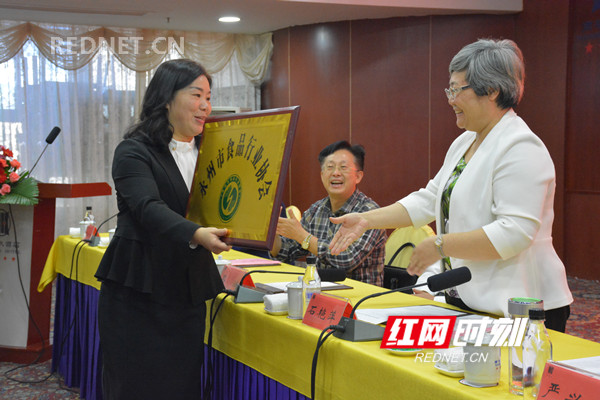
[40,235,600,399]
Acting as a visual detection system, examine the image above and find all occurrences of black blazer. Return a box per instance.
[96,136,224,306]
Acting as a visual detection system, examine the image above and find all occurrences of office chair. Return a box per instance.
[383,225,435,293]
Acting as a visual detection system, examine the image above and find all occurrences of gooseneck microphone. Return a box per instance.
[232,267,347,303]
[349,266,472,318]
[29,126,61,175]
[87,213,118,247]
[332,267,472,342]
[237,267,346,291]
[316,268,346,282]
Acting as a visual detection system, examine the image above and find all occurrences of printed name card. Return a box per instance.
[220,264,255,291]
[536,360,600,399]
[302,292,353,330]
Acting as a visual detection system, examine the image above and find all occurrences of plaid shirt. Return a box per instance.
[277,190,386,286]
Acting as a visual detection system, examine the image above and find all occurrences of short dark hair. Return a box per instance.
[318,140,365,171]
[125,59,212,148]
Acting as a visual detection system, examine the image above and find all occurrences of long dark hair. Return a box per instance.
[125,59,212,148]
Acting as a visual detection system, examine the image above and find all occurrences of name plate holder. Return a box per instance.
[220,264,255,292]
[536,360,600,399]
[302,292,354,330]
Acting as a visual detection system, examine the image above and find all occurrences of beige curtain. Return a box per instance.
[0,20,273,84]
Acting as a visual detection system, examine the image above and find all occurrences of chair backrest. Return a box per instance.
[384,225,436,269]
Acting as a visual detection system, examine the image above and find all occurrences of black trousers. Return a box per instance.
[445,293,570,333]
[98,281,207,400]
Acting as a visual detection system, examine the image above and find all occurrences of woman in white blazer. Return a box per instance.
[329,39,572,332]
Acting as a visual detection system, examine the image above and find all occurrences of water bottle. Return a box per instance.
[508,297,543,395]
[80,206,95,238]
[84,206,95,224]
[522,308,553,399]
[302,256,321,316]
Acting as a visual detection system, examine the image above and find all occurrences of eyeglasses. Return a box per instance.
[322,163,357,174]
[444,85,471,100]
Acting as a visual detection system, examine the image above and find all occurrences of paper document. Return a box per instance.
[264,281,343,292]
[559,356,600,376]
[355,305,470,325]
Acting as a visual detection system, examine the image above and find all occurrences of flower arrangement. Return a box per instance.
[0,145,39,205]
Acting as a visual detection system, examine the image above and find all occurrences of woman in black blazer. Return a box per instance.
[96,59,231,399]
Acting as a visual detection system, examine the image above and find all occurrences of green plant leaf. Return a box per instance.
[0,177,39,206]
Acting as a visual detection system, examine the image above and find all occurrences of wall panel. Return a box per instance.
[350,17,430,207]
[564,194,600,280]
[261,0,599,280]
[429,15,515,176]
[564,0,600,278]
[288,22,351,210]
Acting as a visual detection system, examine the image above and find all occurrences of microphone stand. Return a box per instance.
[233,267,347,303]
[29,127,61,176]
[332,285,426,342]
[349,282,427,319]
[234,270,302,303]
[333,267,471,342]
[87,213,118,247]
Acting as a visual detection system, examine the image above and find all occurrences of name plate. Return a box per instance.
[536,360,600,399]
[302,292,353,330]
[220,264,255,292]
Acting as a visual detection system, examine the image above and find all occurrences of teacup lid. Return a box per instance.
[508,297,543,316]
[286,281,302,289]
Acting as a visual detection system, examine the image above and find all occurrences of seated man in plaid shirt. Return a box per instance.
[270,140,386,286]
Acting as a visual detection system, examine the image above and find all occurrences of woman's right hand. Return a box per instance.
[412,289,434,300]
[192,227,232,254]
[328,213,369,255]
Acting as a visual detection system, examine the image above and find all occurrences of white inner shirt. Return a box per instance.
[168,138,198,191]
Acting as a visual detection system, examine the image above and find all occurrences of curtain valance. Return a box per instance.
[0,20,273,84]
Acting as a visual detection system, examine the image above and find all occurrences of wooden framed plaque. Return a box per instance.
[186,106,300,250]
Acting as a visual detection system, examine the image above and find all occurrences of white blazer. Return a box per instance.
[400,110,573,316]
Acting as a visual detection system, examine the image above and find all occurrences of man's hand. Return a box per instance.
[276,211,307,243]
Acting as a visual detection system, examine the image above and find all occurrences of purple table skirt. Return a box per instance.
[52,275,309,400]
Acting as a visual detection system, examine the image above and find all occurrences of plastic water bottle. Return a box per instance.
[80,206,95,238]
[522,308,553,399]
[84,206,95,224]
[302,256,321,316]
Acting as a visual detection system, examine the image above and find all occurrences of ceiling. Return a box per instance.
[0,0,522,34]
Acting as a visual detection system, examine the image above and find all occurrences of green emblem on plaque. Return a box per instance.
[219,175,242,222]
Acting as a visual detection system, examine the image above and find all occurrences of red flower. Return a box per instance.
[10,159,21,169]
[9,172,19,183]
[1,147,13,158]
[0,158,6,168]
[0,171,6,184]
[0,184,10,195]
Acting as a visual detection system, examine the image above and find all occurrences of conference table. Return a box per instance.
[39,235,600,400]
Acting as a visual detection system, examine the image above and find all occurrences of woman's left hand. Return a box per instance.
[193,227,232,254]
[406,236,441,276]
